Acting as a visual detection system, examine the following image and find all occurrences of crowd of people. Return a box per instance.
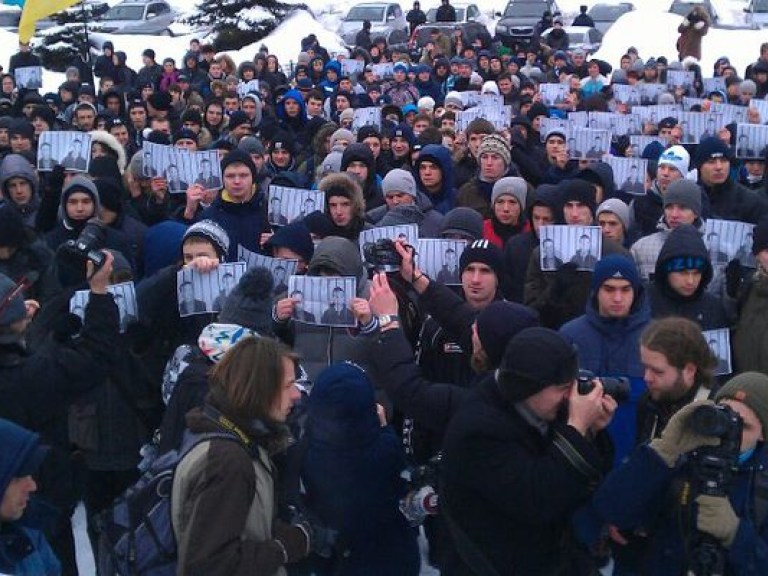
[2,1,768,574]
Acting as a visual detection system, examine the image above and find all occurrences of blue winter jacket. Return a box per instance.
[560,287,650,465]
[200,191,266,261]
[595,444,768,576]
[414,144,456,215]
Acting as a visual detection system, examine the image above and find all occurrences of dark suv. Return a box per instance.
[494,0,560,46]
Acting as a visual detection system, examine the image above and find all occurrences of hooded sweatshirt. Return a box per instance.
[341,143,384,211]
[648,224,729,329]
[0,154,40,227]
[414,144,456,215]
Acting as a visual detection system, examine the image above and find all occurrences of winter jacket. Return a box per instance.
[676,8,710,61]
[595,444,768,576]
[441,378,612,575]
[8,51,41,76]
[701,177,768,224]
[734,270,768,373]
[630,182,666,238]
[0,153,40,228]
[0,230,58,304]
[559,282,650,464]
[172,407,290,576]
[301,363,420,576]
[647,224,730,330]
[135,63,163,89]
[457,169,522,219]
[382,81,420,107]
[365,194,444,238]
[200,190,267,261]
[631,216,705,281]
[482,217,528,249]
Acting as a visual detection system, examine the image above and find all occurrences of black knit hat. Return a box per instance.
[269,131,295,155]
[264,221,315,263]
[695,136,733,168]
[477,302,540,367]
[559,178,597,217]
[496,327,579,402]
[94,178,124,214]
[459,239,503,278]
[221,149,257,181]
[218,267,275,334]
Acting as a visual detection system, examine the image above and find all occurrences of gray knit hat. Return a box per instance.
[382,169,416,198]
[478,133,511,167]
[663,180,702,216]
[183,219,230,260]
[237,136,265,156]
[491,177,527,210]
[320,150,343,175]
[441,207,483,241]
[596,198,630,231]
[330,128,355,150]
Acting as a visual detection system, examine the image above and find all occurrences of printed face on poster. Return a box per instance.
[238,246,299,296]
[70,281,138,333]
[287,275,358,328]
[539,225,602,271]
[176,262,246,316]
[38,132,93,172]
[268,186,325,226]
[417,239,468,286]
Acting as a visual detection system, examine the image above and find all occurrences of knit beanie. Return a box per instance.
[339,108,355,124]
[238,136,265,156]
[417,96,435,111]
[559,179,597,217]
[444,91,464,109]
[477,301,540,368]
[478,134,511,168]
[221,149,257,181]
[269,131,295,156]
[663,180,702,216]
[596,199,630,231]
[330,128,355,150]
[217,267,275,334]
[459,239,503,277]
[382,169,417,198]
[391,123,415,145]
[94,178,124,214]
[183,219,230,261]
[491,177,527,210]
[715,372,768,439]
[752,217,768,256]
[658,145,690,176]
[695,136,733,168]
[496,327,579,402]
[441,207,484,241]
[320,150,344,174]
[264,221,315,263]
[228,110,251,132]
[590,254,640,295]
[357,125,381,142]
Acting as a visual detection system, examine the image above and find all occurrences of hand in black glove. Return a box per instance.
[552,262,579,297]
[725,258,744,299]
[49,164,66,193]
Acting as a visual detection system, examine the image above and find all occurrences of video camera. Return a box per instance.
[687,404,743,576]
[577,370,631,403]
[362,238,402,273]
[57,219,107,269]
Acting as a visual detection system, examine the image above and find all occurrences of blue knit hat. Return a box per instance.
[590,254,640,294]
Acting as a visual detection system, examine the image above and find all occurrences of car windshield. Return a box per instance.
[669,2,704,16]
[345,6,386,21]
[504,2,549,17]
[102,5,144,20]
[751,0,768,10]
[0,11,19,26]
[427,7,466,20]
[588,5,628,19]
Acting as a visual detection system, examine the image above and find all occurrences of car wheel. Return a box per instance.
[160,28,172,36]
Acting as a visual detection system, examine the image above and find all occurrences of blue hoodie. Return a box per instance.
[318,61,341,98]
[414,144,456,214]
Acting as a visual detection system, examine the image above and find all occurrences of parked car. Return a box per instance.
[425,3,486,24]
[0,5,20,32]
[745,0,768,28]
[668,0,718,24]
[337,2,409,46]
[33,0,109,32]
[541,25,602,55]
[96,0,177,36]
[494,0,560,47]
[587,2,634,34]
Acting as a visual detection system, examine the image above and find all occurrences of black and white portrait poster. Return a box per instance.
[417,239,467,286]
[352,107,381,132]
[749,99,768,125]
[638,83,669,105]
[666,70,695,92]
[604,157,648,195]
[370,63,394,79]
[268,185,325,226]
[734,123,768,159]
[567,111,589,128]
[359,224,419,257]
[702,77,726,95]
[539,225,602,271]
[70,281,138,333]
[192,150,223,190]
[704,219,755,268]
[608,114,643,137]
[476,94,505,108]
[710,102,748,126]
[456,105,510,132]
[341,59,364,76]
[287,275,357,327]
[14,66,42,90]
[633,104,680,126]
[703,328,732,376]
[540,118,571,142]
[141,143,221,193]
[237,80,259,98]
[176,262,246,317]
[37,131,92,172]
[539,83,569,106]
[628,135,666,157]
[568,128,610,161]
[612,85,642,106]
[237,246,299,296]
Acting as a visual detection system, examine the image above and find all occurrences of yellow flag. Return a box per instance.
[19,0,80,43]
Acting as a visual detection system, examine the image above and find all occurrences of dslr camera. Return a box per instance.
[577,370,630,403]
[362,238,402,272]
[400,454,441,526]
[57,219,107,269]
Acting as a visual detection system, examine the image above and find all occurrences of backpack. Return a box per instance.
[97,430,240,576]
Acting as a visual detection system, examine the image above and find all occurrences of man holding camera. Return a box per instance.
[596,373,768,575]
[440,327,616,575]
[560,254,650,463]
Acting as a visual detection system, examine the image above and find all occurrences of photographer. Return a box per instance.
[595,373,768,575]
[440,327,616,575]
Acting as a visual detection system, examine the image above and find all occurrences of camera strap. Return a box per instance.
[441,504,504,576]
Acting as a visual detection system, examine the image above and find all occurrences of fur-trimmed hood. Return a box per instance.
[318,172,366,219]
[88,129,127,173]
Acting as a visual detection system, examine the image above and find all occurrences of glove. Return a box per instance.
[648,400,721,467]
[725,259,744,299]
[696,494,739,547]
[273,519,311,563]
[552,262,579,297]
[49,164,66,193]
